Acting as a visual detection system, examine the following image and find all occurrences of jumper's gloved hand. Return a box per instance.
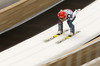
[76,9,81,12]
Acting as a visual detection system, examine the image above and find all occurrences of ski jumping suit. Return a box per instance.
[58,9,79,34]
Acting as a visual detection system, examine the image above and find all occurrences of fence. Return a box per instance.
[43,37,100,66]
[0,0,62,33]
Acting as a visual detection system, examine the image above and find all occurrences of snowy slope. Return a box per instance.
[0,0,100,66]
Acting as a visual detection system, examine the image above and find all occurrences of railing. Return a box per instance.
[0,0,26,13]
[43,36,100,66]
[82,57,100,66]
[0,0,62,33]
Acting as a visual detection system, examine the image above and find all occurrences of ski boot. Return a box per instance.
[57,30,63,35]
[68,32,74,37]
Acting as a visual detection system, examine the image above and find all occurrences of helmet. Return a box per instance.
[58,11,67,19]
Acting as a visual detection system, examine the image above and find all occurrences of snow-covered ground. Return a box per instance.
[0,0,100,66]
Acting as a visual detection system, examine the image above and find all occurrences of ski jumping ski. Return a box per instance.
[44,29,69,42]
[56,31,80,44]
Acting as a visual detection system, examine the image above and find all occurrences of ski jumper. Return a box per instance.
[58,9,79,34]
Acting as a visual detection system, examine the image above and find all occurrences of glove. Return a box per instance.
[76,9,81,11]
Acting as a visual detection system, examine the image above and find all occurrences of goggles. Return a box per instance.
[60,18,66,21]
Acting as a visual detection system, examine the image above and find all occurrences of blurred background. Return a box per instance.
[0,0,94,52]
[0,0,99,66]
